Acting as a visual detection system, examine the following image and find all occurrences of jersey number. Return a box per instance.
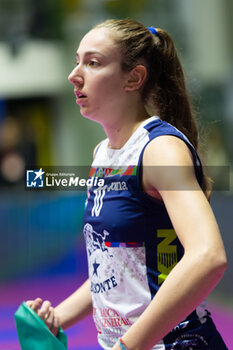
[91,187,106,217]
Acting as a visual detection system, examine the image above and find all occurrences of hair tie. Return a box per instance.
[147,26,158,36]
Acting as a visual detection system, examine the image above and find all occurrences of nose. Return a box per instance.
[68,66,84,86]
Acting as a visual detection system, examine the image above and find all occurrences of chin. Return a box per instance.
[80,110,102,124]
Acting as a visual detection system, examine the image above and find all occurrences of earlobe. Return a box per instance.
[124,65,147,92]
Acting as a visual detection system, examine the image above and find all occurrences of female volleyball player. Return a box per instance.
[26,19,227,349]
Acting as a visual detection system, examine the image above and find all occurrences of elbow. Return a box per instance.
[202,249,227,280]
[212,257,227,280]
[187,246,227,280]
[214,253,227,277]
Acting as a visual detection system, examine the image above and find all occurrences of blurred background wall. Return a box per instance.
[0,0,232,308]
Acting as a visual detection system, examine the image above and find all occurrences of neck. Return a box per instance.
[101,105,151,149]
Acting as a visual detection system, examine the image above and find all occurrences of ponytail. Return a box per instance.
[152,29,211,197]
[150,29,198,149]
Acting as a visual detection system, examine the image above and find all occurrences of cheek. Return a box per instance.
[93,67,125,95]
[101,77,125,99]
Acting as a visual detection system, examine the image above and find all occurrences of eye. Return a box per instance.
[88,60,100,67]
[74,60,80,66]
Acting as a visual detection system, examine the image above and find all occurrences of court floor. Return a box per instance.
[0,274,232,349]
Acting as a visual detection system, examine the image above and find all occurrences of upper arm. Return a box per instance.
[142,136,225,256]
[143,136,198,193]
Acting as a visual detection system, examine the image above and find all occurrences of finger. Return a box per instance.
[25,300,34,307]
[38,300,51,319]
[44,306,54,329]
[50,315,60,336]
[31,298,43,312]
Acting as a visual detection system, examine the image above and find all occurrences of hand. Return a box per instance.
[26,298,60,336]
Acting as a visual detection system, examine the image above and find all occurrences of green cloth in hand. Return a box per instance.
[14,302,68,350]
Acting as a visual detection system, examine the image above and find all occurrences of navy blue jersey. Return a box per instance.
[83,117,227,349]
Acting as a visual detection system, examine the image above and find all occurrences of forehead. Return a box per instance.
[77,27,120,58]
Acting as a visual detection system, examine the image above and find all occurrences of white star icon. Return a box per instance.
[34,168,45,181]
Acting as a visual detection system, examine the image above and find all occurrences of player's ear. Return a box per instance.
[124,65,147,92]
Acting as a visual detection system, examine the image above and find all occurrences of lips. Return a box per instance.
[74,90,87,98]
[74,90,87,105]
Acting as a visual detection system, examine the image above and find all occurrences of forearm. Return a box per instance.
[55,279,93,330]
[119,252,226,350]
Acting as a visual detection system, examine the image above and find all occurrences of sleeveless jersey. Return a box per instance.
[82,116,222,350]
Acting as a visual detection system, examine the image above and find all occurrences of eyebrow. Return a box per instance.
[76,51,106,59]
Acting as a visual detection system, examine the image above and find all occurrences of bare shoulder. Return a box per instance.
[142,135,198,193]
[143,135,193,167]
